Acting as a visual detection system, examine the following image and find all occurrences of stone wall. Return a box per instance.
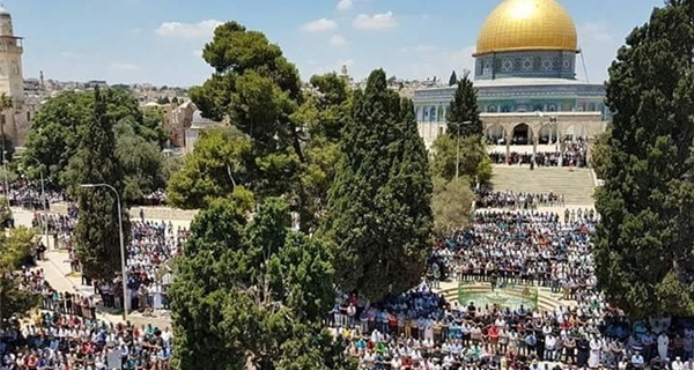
[49,202,198,221]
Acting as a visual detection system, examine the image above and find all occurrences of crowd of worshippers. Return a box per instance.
[3,180,66,210]
[488,151,588,168]
[474,190,563,210]
[87,221,187,314]
[488,140,589,168]
[14,269,171,370]
[329,209,694,370]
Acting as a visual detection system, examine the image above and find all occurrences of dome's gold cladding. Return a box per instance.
[475,0,578,56]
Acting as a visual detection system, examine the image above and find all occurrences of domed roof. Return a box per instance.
[0,6,10,17]
[474,0,578,56]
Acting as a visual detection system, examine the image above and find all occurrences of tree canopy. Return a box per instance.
[71,87,131,281]
[22,89,167,187]
[590,125,612,180]
[322,69,433,302]
[446,72,483,137]
[170,22,350,230]
[431,177,475,237]
[167,127,252,209]
[0,226,40,324]
[430,134,492,184]
[170,194,354,370]
[115,122,168,203]
[594,0,694,319]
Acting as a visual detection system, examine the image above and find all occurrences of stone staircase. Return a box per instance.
[491,165,595,206]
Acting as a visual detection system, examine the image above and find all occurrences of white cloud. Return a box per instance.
[301,18,338,33]
[330,35,347,46]
[337,0,353,11]
[352,12,397,30]
[155,19,222,39]
[109,62,142,72]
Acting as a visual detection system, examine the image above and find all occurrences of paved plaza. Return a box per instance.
[13,207,183,327]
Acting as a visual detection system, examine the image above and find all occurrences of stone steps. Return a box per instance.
[490,165,595,206]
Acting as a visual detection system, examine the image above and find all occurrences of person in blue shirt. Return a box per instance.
[449,322,461,340]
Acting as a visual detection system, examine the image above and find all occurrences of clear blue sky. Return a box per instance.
[6,0,662,87]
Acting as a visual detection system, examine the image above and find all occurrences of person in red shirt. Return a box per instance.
[488,324,500,352]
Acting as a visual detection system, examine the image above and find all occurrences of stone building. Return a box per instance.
[0,6,37,148]
[413,0,607,153]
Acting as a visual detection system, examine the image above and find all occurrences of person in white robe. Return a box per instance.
[658,333,670,360]
[589,335,602,368]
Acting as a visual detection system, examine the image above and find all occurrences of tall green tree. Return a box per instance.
[167,127,253,209]
[0,227,40,326]
[432,177,475,237]
[189,21,303,199]
[594,0,694,319]
[446,72,483,137]
[71,87,131,281]
[115,122,167,203]
[431,134,492,184]
[293,73,352,229]
[448,70,457,87]
[170,194,354,370]
[323,69,433,301]
[590,125,612,180]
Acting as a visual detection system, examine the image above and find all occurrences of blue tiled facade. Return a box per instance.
[474,50,578,80]
[414,82,608,123]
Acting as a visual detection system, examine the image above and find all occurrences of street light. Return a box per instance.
[454,120,473,179]
[23,157,48,249]
[79,183,128,321]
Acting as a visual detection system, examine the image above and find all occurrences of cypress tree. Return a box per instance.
[446,71,483,138]
[594,0,694,318]
[448,70,457,87]
[324,69,433,301]
[72,87,131,281]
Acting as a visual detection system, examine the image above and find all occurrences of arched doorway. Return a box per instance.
[564,124,587,142]
[485,124,507,145]
[538,125,558,144]
[512,123,532,145]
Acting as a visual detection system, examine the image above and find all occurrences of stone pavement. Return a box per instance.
[491,165,596,206]
[12,207,174,328]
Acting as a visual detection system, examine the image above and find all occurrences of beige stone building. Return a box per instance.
[0,6,38,148]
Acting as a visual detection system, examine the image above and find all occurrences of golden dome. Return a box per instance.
[474,0,578,56]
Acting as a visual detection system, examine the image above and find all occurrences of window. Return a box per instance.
[487,105,497,113]
[26,111,30,121]
[548,104,557,112]
[438,126,444,136]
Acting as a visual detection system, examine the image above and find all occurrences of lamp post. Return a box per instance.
[24,157,48,248]
[79,183,128,321]
[454,120,473,179]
